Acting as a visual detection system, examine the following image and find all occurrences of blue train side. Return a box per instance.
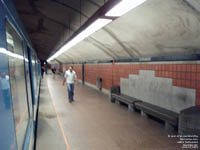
[0,0,41,149]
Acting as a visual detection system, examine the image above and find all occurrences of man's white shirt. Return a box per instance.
[64,70,77,84]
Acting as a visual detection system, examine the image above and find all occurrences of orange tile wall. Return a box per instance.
[61,63,200,106]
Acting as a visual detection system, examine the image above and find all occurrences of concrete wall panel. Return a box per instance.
[120,78,130,96]
[123,70,196,113]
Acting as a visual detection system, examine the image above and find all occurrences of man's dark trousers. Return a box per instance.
[67,83,74,102]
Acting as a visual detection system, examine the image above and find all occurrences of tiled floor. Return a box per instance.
[36,74,181,150]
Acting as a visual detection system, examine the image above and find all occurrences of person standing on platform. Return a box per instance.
[44,65,47,74]
[63,66,77,103]
[51,65,56,79]
[44,62,47,74]
[41,65,45,78]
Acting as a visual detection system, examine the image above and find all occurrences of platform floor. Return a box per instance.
[36,74,181,150]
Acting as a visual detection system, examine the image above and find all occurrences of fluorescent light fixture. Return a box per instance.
[25,58,29,62]
[106,0,147,17]
[47,18,112,62]
[0,48,24,60]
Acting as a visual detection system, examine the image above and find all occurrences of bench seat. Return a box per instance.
[135,102,179,131]
[111,93,141,111]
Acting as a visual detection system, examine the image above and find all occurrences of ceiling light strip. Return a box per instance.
[105,0,147,17]
[47,18,112,62]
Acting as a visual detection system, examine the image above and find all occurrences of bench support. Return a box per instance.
[128,104,134,112]
[110,97,115,103]
[115,100,120,105]
[141,110,148,119]
[165,122,175,132]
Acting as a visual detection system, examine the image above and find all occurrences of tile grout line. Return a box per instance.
[46,78,70,150]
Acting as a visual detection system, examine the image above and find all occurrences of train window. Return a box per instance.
[6,22,29,150]
[25,47,33,117]
[32,53,37,96]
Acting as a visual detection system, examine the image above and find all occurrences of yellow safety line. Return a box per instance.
[47,79,70,150]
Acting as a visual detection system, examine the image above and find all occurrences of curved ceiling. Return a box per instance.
[55,0,200,63]
[13,0,200,63]
[13,0,109,60]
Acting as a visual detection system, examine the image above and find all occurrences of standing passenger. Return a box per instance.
[44,65,47,74]
[41,65,45,78]
[63,66,77,103]
[51,66,56,79]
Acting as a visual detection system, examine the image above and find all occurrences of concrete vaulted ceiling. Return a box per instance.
[13,0,109,60]
[55,0,200,63]
[14,0,200,63]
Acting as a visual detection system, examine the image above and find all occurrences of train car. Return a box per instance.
[0,0,41,149]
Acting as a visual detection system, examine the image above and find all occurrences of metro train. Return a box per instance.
[0,0,41,150]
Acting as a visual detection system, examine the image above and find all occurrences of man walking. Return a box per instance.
[63,66,77,103]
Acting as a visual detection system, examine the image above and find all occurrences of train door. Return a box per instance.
[24,46,35,150]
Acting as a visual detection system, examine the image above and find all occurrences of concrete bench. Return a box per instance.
[111,93,141,112]
[135,102,179,131]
